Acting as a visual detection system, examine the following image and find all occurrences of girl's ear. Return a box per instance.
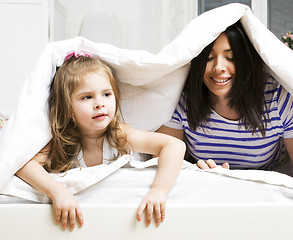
[71,115,77,128]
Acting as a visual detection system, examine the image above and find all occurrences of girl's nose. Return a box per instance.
[95,104,104,109]
[94,101,104,109]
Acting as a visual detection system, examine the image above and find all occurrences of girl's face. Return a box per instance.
[204,33,235,100]
[71,72,116,137]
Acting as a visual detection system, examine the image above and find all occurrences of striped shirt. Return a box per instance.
[164,77,293,170]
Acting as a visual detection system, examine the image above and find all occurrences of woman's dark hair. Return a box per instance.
[183,20,268,136]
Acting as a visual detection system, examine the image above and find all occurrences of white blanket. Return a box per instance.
[0,3,293,196]
[2,159,293,204]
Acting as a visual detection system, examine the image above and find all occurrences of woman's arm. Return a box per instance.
[284,138,293,164]
[156,125,184,141]
[157,125,229,169]
[15,145,83,230]
[121,124,185,226]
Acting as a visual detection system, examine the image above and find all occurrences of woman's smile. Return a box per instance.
[210,77,232,85]
[204,33,235,98]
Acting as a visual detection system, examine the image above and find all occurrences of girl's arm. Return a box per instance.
[121,124,186,226]
[15,145,83,230]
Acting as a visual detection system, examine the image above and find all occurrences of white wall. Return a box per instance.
[58,0,196,53]
[0,0,49,116]
[0,0,196,116]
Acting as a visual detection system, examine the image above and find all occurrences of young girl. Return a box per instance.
[16,53,185,230]
[158,21,293,171]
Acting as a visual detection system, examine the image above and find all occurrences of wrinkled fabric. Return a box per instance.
[0,3,292,192]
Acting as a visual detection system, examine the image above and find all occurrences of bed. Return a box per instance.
[2,160,293,240]
[1,3,293,240]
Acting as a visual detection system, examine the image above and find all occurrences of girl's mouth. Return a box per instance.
[93,113,107,119]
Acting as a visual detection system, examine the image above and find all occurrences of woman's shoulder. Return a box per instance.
[264,75,291,92]
[264,75,285,97]
[174,94,187,112]
[264,75,293,109]
[265,75,279,88]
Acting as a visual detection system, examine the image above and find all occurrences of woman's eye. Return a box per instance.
[226,53,234,61]
[207,55,214,61]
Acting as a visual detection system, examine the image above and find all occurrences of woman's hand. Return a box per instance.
[197,159,230,169]
[136,187,167,227]
[51,188,84,230]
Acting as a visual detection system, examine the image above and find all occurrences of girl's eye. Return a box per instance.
[104,92,112,97]
[82,95,92,100]
[226,57,234,61]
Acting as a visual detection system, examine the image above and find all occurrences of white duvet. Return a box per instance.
[2,158,293,204]
[0,3,293,199]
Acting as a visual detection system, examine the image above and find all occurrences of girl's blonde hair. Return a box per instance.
[46,55,126,173]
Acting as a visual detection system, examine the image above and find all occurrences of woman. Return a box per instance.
[158,21,293,170]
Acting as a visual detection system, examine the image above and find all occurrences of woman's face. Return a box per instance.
[204,33,235,99]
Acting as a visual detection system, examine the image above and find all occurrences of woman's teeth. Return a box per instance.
[213,78,230,83]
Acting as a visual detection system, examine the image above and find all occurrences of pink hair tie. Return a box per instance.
[64,51,93,61]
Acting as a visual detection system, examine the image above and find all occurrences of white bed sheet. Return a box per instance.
[77,167,293,205]
[2,163,293,240]
[2,164,293,205]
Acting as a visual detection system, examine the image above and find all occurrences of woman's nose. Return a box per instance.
[213,57,227,72]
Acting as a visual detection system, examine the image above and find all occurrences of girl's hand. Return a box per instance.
[51,189,84,230]
[15,152,84,230]
[136,188,167,227]
[197,159,230,169]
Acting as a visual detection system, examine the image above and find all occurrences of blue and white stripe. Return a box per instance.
[164,77,293,169]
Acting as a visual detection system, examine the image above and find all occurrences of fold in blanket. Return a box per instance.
[0,3,293,194]
[3,158,293,203]
[1,155,132,203]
